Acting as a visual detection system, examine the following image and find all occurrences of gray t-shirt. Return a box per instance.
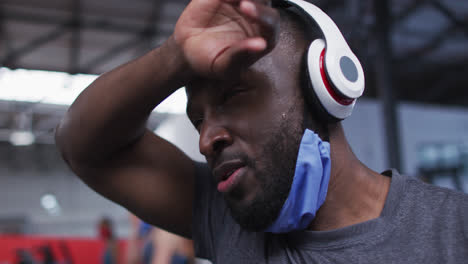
[192,164,468,263]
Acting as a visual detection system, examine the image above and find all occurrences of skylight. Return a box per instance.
[0,67,187,114]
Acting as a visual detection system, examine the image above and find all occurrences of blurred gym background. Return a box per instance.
[0,0,467,263]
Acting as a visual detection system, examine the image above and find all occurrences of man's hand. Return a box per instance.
[174,0,280,78]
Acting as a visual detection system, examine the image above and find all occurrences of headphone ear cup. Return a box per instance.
[302,39,338,123]
[305,39,356,121]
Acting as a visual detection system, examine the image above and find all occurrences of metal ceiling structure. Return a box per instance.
[0,99,168,145]
[1,0,467,103]
[0,0,467,168]
[1,0,185,74]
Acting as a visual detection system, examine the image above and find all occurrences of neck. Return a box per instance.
[309,123,391,231]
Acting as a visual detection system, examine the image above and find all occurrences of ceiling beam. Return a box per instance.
[422,69,468,106]
[69,0,82,74]
[430,0,468,38]
[374,0,403,171]
[81,1,167,73]
[427,67,468,103]
[393,0,429,24]
[316,0,344,12]
[80,36,144,73]
[140,0,165,53]
[340,0,371,50]
[0,23,69,67]
[396,24,459,63]
[0,2,5,54]
[4,9,173,36]
[0,3,14,65]
[396,58,468,102]
[398,55,468,78]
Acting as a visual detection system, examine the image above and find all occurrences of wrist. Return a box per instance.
[154,35,195,87]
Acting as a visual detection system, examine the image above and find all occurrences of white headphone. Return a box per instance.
[275,0,365,120]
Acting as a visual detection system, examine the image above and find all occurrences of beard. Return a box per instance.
[226,106,305,232]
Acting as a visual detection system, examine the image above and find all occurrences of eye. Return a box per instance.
[192,117,204,131]
[222,86,247,103]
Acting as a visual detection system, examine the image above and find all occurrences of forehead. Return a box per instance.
[185,67,269,115]
[187,55,305,109]
[186,66,267,96]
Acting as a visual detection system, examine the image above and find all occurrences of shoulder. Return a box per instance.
[401,172,468,205]
[391,171,468,221]
[387,171,468,257]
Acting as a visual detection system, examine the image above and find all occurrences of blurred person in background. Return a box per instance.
[37,245,56,264]
[98,217,119,264]
[151,228,194,264]
[15,249,36,264]
[127,214,194,264]
[127,214,153,264]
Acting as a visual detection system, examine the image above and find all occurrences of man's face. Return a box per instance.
[187,26,307,231]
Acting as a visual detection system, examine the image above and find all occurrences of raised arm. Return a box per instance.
[55,0,279,238]
[55,37,197,237]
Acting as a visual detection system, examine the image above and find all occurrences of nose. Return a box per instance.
[199,121,233,159]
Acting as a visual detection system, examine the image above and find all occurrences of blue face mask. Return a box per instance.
[265,129,331,233]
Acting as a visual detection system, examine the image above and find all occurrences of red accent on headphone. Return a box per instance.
[319,49,354,106]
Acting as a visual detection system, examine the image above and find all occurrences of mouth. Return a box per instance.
[213,160,246,193]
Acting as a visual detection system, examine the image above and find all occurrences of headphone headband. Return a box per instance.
[280,0,348,53]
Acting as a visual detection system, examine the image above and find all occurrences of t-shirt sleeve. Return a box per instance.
[192,162,217,260]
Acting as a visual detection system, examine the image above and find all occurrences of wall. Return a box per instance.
[0,143,130,238]
[342,99,388,172]
[344,99,468,179]
[399,103,468,175]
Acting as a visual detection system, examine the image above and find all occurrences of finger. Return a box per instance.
[221,0,271,10]
[220,0,243,5]
[239,0,280,50]
[211,37,268,77]
[243,0,269,5]
[221,0,265,4]
[254,0,270,6]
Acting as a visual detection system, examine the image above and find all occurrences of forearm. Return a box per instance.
[56,36,191,164]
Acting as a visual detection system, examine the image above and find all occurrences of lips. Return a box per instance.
[213,160,245,193]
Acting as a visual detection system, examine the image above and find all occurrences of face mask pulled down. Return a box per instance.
[265,129,331,233]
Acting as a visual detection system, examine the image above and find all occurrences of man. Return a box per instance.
[55,0,468,263]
